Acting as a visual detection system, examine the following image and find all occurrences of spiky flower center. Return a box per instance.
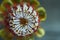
[20,18,28,26]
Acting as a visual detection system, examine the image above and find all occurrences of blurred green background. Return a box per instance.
[0,0,60,40]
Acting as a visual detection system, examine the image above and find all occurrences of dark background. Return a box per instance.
[0,0,60,40]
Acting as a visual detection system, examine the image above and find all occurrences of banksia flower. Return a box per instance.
[0,0,46,40]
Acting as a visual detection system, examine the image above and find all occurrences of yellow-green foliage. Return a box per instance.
[17,34,34,40]
[0,12,4,21]
[0,29,13,40]
[35,28,45,38]
[36,7,46,21]
[11,0,21,3]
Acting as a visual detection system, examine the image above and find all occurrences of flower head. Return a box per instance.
[0,0,46,40]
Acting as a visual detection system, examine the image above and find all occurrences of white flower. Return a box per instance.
[9,3,39,36]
